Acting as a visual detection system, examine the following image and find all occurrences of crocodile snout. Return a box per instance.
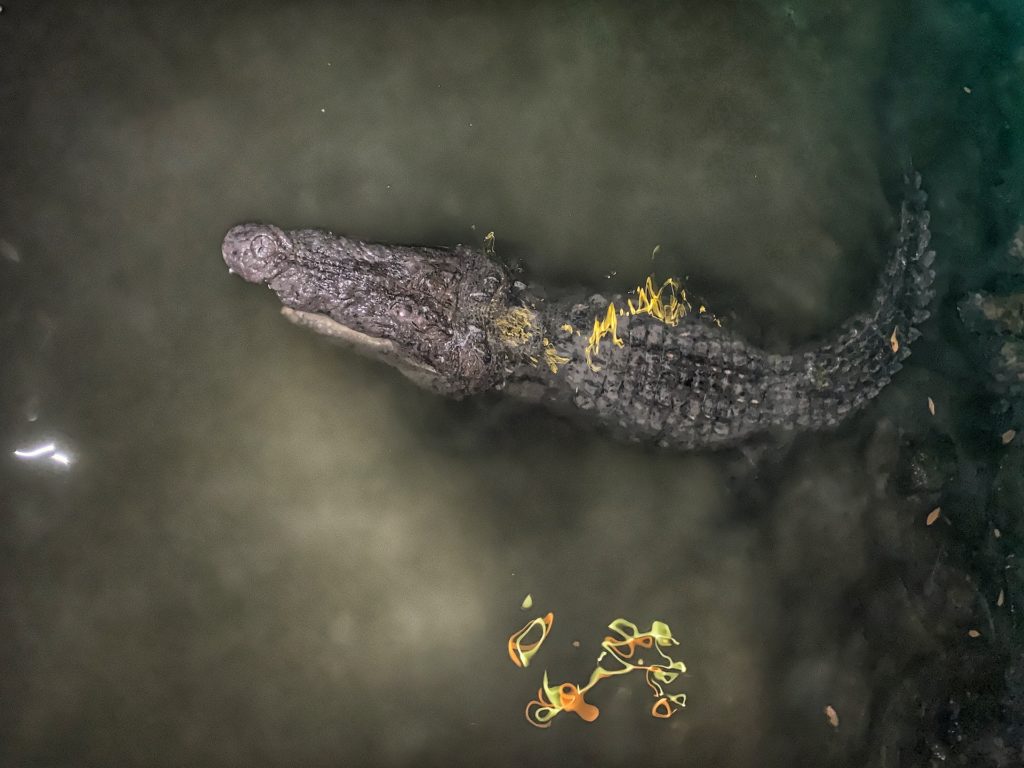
[222,223,289,284]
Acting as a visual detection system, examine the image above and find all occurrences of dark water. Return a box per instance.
[2,2,1022,766]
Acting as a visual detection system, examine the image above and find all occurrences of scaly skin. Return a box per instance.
[222,175,935,450]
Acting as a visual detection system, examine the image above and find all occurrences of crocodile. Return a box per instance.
[222,174,936,450]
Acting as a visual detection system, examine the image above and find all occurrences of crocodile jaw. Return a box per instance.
[280,307,443,388]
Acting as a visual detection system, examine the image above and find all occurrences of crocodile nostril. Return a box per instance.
[222,223,288,284]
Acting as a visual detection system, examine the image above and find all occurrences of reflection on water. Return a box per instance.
[14,441,74,467]
[1,2,1021,767]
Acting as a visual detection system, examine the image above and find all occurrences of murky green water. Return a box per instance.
[2,2,1022,766]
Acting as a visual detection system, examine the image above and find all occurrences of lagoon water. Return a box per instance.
[2,3,1022,766]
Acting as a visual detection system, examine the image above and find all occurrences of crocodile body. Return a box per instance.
[222,175,936,450]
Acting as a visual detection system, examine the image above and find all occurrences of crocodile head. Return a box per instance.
[222,223,516,397]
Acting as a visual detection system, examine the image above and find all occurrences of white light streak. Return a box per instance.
[14,442,56,458]
[12,441,75,468]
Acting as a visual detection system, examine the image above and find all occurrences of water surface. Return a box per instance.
[2,3,1021,767]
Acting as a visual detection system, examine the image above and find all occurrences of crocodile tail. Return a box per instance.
[792,172,936,427]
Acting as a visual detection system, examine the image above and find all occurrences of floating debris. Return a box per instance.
[527,673,599,726]
[585,274,721,370]
[928,397,936,416]
[492,308,571,374]
[508,613,554,669]
[627,276,692,325]
[521,594,533,610]
[997,589,1005,607]
[585,303,624,369]
[926,507,942,526]
[571,640,580,648]
[995,528,1002,538]
[521,618,687,728]
[541,338,570,374]
[967,629,982,638]
[494,307,537,347]
[890,327,900,353]
[824,705,840,728]
[1002,429,1017,445]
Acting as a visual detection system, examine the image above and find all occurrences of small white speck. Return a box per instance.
[386,185,391,190]
[51,452,71,466]
[327,62,332,67]
[320,108,326,113]
[963,86,972,94]
[468,122,473,127]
